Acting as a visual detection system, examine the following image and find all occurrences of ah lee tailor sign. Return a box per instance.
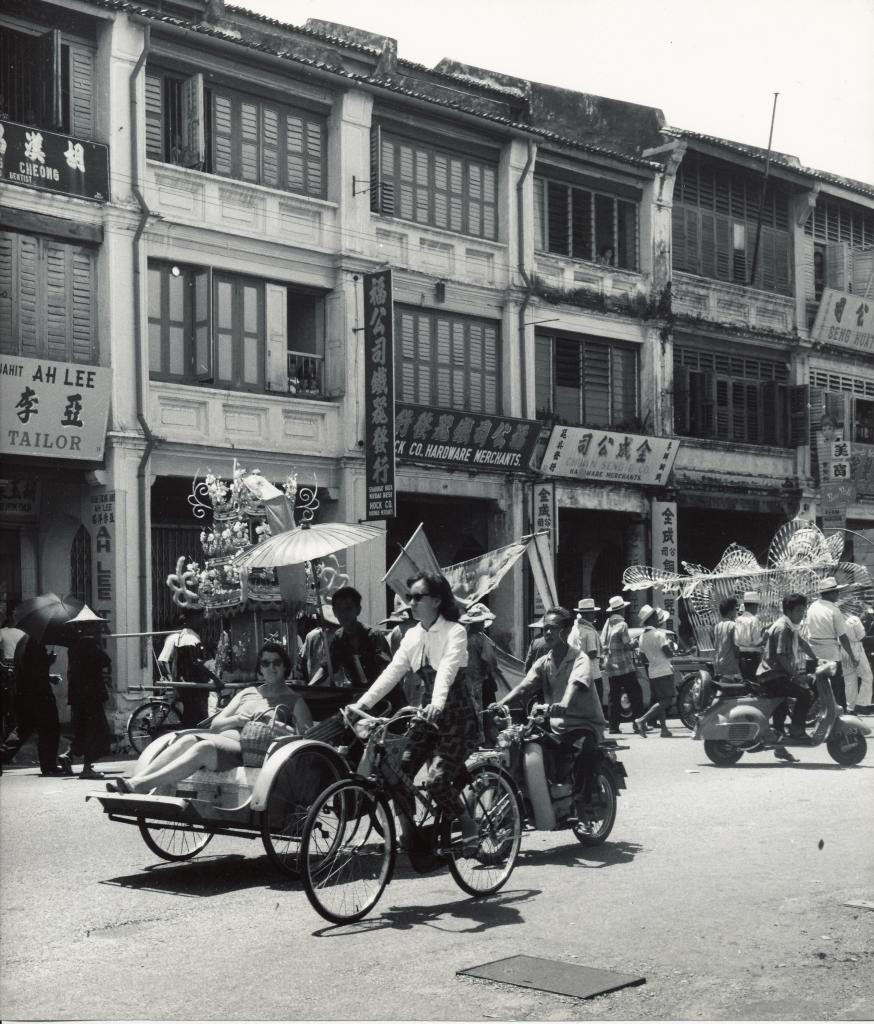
[540,426,680,486]
[363,269,396,521]
[1,356,112,460]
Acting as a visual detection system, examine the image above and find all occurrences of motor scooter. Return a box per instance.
[692,660,870,765]
[472,703,627,845]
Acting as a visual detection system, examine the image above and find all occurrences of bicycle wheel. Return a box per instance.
[138,815,213,861]
[261,748,346,877]
[447,766,522,897]
[300,779,396,924]
[127,700,183,754]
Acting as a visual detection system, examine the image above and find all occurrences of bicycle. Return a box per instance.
[126,680,238,753]
[299,705,524,923]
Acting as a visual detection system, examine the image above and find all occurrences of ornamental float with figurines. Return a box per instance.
[164,461,347,679]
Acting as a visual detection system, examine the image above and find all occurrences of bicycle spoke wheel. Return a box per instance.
[127,701,182,754]
[261,749,346,877]
[447,766,522,897]
[138,816,213,861]
[301,779,395,924]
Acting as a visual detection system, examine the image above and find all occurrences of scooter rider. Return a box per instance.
[491,607,607,799]
[756,592,818,743]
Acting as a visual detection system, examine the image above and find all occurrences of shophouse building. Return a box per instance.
[3,0,871,723]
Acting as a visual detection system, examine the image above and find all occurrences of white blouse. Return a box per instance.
[358,615,468,712]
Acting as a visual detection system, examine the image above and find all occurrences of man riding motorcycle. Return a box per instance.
[756,592,817,744]
[490,607,606,802]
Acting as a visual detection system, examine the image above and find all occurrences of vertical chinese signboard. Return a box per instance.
[651,500,678,617]
[530,482,556,618]
[363,269,396,521]
[821,435,855,533]
[90,490,123,635]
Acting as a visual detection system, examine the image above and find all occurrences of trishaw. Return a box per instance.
[87,685,365,875]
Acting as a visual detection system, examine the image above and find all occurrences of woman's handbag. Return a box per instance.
[239,705,294,767]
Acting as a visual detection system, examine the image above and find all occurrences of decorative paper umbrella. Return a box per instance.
[13,593,84,644]
[232,521,384,570]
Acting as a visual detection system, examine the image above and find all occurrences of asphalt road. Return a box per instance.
[2,719,873,1021]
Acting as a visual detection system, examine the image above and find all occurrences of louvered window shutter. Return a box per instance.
[808,386,824,482]
[194,268,212,381]
[534,334,552,416]
[684,209,699,273]
[18,236,40,358]
[305,118,323,198]
[715,216,731,280]
[547,182,570,256]
[370,126,381,213]
[239,102,259,182]
[380,135,396,216]
[417,314,432,402]
[68,43,94,138]
[853,250,874,298]
[449,158,464,233]
[212,92,234,176]
[0,235,14,354]
[715,377,731,439]
[182,73,205,168]
[671,206,687,271]
[700,212,716,279]
[145,72,164,161]
[761,380,779,445]
[70,246,96,363]
[533,178,546,251]
[286,114,306,194]
[788,384,809,447]
[468,321,482,410]
[583,340,610,427]
[433,154,449,230]
[399,311,416,402]
[483,326,498,413]
[44,240,70,361]
[415,147,430,225]
[611,346,637,425]
[467,164,482,237]
[774,231,790,295]
[673,365,689,434]
[262,106,281,188]
[436,318,452,407]
[482,166,497,241]
[397,143,414,221]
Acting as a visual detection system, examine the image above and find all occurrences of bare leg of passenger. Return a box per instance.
[128,739,221,792]
[131,734,199,777]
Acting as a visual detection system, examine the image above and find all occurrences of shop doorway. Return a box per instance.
[678,507,785,572]
[389,494,492,571]
[556,509,632,613]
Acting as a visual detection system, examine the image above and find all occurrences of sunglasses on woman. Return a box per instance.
[407,592,434,602]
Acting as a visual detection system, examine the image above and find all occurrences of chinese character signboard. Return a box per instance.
[651,500,678,616]
[395,404,540,472]
[0,119,109,202]
[539,426,680,486]
[811,288,874,354]
[0,478,39,521]
[530,482,556,617]
[1,356,112,461]
[363,269,396,521]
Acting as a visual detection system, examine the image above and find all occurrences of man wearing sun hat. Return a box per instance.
[568,598,603,705]
[805,576,858,711]
[599,595,644,733]
[459,602,499,715]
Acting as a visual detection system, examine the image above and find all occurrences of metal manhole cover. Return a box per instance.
[458,954,645,1000]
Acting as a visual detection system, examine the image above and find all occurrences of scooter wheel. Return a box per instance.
[703,740,743,765]
[826,733,867,765]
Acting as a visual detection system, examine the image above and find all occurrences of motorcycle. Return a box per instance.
[473,703,627,845]
[692,660,870,766]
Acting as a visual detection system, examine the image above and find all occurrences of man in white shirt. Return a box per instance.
[735,590,765,680]
[804,577,858,711]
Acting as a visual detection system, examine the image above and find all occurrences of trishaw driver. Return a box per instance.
[492,607,607,797]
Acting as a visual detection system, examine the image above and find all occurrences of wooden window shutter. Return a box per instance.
[547,182,570,256]
[265,282,288,391]
[182,73,205,168]
[533,178,546,251]
[671,206,687,271]
[416,314,432,402]
[700,211,716,278]
[435,318,452,407]
[774,230,790,295]
[673,364,689,433]
[212,92,234,177]
[483,325,498,413]
[68,43,94,139]
[715,216,731,280]
[582,340,610,426]
[70,246,96,363]
[45,240,71,361]
[534,334,552,416]
[433,154,449,230]
[261,106,281,188]
[808,386,824,482]
[684,208,699,273]
[369,125,381,213]
[239,102,259,182]
[788,384,808,447]
[379,134,396,216]
[714,377,731,439]
[398,143,415,221]
[415,148,431,225]
[193,268,212,381]
[853,249,874,298]
[305,118,323,198]
[145,72,164,160]
[17,235,40,358]
[286,114,306,194]
[0,234,14,355]
[825,242,849,290]
[36,29,63,129]
[761,380,779,445]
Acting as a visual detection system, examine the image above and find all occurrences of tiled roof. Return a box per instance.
[80,0,661,171]
[663,127,874,201]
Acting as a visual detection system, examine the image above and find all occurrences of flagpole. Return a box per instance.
[749,92,779,287]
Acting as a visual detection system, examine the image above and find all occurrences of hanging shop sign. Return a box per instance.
[0,119,110,202]
[0,478,39,521]
[1,356,112,461]
[540,426,680,486]
[530,482,556,618]
[363,269,396,521]
[811,288,874,354]
[90,489,123,633]
[394,404,540,472]
[651,500,678,617]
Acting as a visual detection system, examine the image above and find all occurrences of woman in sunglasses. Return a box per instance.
[348,572,480,845]
[107,642,312,793]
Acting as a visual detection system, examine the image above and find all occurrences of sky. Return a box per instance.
[239,0,874,185]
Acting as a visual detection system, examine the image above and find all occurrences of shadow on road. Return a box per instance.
[698,761,871,771]
[100,853,296,897]
[516,838,643,869]
[310,887,541,937]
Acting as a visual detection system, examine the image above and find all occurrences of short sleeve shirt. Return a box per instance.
[568,619,600,659]
[600,617,635,677]
[521,645,607,736]
[638,626,674,679]
[713,620,741,677]
[758,616,799,676]
[805,599,848,661]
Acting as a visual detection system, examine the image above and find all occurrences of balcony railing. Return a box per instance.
[287,352,324,397]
